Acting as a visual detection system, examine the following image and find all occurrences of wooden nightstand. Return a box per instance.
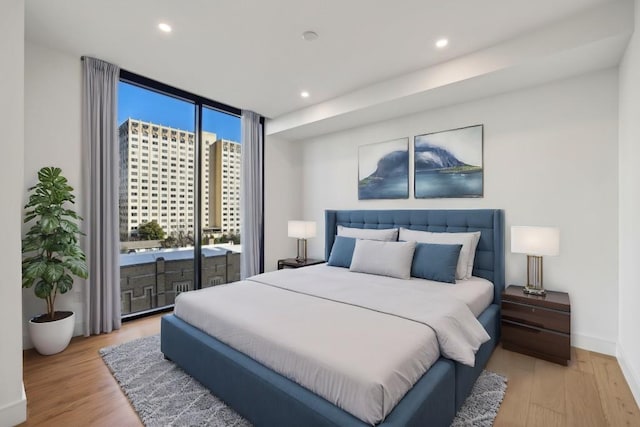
[277,258,325,270]
[501,285,571,365]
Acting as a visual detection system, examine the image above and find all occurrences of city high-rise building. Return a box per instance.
[209,139,242,235]
[118,119,220,240]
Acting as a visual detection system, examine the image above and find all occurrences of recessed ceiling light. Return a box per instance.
[302,31,319,41]
[435,38,448,48]
[300,91,310,98]
[158,23,172,33]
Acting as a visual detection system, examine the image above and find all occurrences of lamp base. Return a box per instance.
[523,285,546,296]
[295,238,308,262]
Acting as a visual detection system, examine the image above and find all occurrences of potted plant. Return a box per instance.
[22,167,88,355]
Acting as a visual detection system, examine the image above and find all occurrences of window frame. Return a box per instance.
[119,69,265,321]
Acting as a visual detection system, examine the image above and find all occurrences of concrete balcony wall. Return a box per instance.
[120,250,240,315]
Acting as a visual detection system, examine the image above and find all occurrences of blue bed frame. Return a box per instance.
[161,209,504,426]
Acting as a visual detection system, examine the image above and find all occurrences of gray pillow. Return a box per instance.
[349,239,416,279]
[337,225,398,241]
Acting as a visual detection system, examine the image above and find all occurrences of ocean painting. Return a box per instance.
[358,138,409,200]
[414,125,483,198]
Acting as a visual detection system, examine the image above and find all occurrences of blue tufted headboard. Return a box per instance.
[325,209,505,304]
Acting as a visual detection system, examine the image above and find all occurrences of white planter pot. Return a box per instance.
[28,312,75,355]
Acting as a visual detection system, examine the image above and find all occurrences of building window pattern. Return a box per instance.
[118,119,239,240]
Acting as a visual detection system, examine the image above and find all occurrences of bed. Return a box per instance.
[161,209,504,426]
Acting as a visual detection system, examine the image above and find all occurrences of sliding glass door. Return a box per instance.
[117,73,243,318]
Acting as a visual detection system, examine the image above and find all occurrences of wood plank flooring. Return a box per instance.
[20,314,640,426]
[489,346,640,427]
[20,315,160,427]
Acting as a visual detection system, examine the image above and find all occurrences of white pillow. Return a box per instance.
[349,239,416,279]
[337,225,398,241]
[398,228,481,280]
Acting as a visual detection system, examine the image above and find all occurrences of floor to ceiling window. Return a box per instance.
[200,106,243,287]
[117,71,250,318]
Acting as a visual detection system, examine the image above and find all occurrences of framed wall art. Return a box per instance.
[358,137,409,200]
[414,125,483,198]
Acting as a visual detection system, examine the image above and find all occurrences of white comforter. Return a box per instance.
[174,266,490,425]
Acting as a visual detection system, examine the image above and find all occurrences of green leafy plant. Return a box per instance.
[137,220,165,240]
[22,167,88,321]
[214,233,241,245]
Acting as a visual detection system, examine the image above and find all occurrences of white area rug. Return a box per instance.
[101,334,507,426]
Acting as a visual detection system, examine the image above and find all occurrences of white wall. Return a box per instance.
[0,0,27,424]
[23,41,84,348]
[264,135,302,271]
[298,69,619,355]
[618,0,640,405]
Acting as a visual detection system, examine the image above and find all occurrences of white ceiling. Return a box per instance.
[26,0,621,124]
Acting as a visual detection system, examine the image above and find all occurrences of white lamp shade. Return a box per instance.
[511,226,560,256]
[288,220,316,239]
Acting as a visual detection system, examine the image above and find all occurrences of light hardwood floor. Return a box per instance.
[489,346,640,426]
[20,314,640,427]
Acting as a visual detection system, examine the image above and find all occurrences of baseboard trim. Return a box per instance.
[617,343,640,407]
[572,333,616,356]
[0,383,26,427]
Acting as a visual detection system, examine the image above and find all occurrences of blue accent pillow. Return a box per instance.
[327,236,357,268]
[411,243,463,284]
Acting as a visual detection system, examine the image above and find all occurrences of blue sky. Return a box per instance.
[118,82,241,142]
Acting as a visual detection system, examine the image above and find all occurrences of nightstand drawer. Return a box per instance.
[502,301,570,334]
[502,320,570,361]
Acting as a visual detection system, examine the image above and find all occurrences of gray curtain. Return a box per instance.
[82,57,121,335]
[240,110,264,279]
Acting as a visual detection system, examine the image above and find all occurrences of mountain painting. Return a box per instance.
[414,125,483,198]
[358,138,409,200]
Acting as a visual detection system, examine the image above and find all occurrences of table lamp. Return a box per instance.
[511,226,560,296]
[288,220,316,262]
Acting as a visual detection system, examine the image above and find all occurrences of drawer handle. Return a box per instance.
[505,321,542,333]
[531,308,535,313]
[502,315,545,329]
